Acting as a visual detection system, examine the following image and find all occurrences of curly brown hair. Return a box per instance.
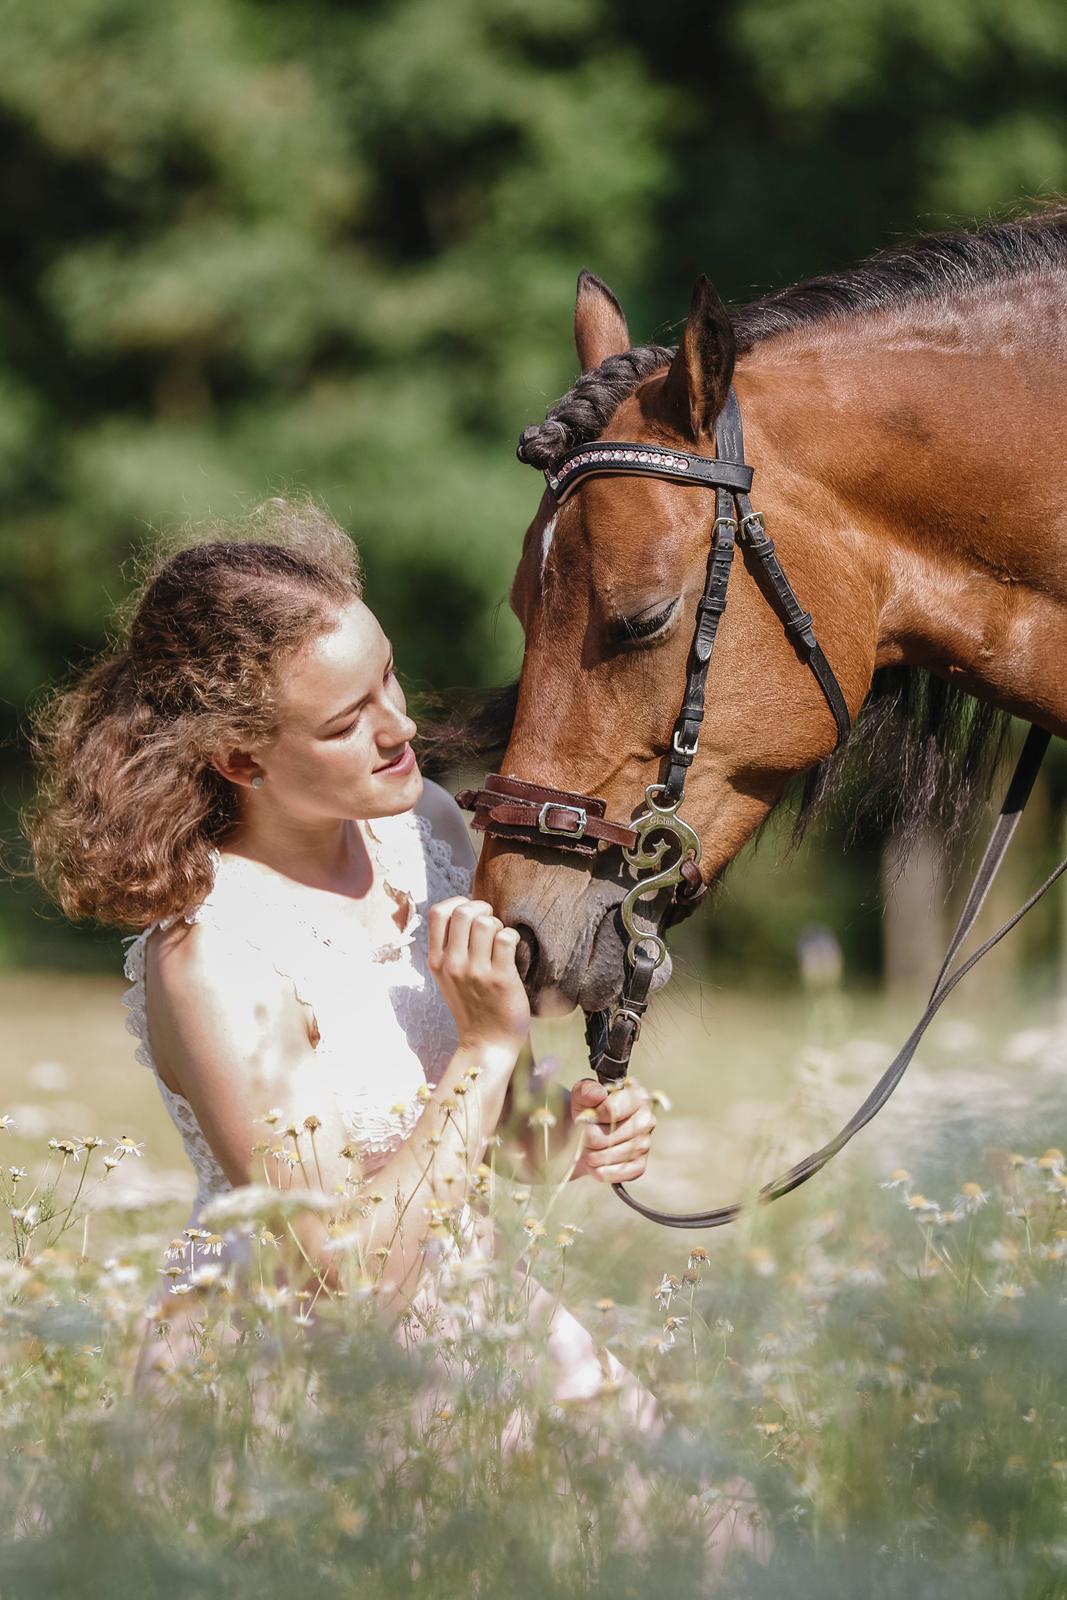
[23,498,363,931]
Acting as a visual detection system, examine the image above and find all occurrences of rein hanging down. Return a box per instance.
[457,387,1067,1229]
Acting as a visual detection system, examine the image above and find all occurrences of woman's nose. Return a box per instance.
[384,706,417,744]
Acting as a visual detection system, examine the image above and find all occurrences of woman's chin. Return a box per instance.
[368,764,422,811]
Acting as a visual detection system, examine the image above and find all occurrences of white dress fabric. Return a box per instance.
[120,803,653,1415]
[120,807,472,1296]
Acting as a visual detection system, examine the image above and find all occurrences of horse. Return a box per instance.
[462,207,1067,1050]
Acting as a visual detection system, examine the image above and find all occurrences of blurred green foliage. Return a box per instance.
[1,0,1065,972]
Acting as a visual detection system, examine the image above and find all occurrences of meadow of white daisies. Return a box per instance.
[4,968,1067,1599]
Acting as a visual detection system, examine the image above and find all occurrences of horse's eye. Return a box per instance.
[613,598,678,643]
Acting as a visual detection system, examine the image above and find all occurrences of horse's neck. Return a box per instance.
[739,287,1067,736]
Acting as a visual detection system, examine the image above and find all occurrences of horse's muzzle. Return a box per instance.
[514,888,674,1017]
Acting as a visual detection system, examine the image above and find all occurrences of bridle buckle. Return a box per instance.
[537,801,587,839]
[612,1006,644,1047]
[672,728,699,759]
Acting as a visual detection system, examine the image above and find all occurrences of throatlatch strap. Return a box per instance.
[736,492,852,750]
[609,724,1061,1228]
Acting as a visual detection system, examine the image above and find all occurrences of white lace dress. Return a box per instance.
[121,803,653,1411]
[120,806,473,1298]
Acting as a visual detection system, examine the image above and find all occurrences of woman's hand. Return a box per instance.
[427,896,531,1057]
[569,1078,656,1184]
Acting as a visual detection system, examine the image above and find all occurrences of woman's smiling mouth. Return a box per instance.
[374,744,416,777]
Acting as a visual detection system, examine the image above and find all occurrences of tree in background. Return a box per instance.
[1,0,1064,970]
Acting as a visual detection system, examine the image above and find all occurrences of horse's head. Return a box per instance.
[473,270,868,1016]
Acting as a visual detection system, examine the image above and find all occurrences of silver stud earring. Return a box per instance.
[251,775,264,790]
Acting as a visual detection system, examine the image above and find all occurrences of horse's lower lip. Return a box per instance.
[522,899,630,1015]
[528,985,578,1020]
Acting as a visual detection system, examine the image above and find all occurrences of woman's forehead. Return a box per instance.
[280,600,384,708]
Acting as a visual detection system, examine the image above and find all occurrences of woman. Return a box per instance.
[25,499,660,1398]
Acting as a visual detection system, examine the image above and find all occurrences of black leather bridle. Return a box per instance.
[458,386,1066,1228]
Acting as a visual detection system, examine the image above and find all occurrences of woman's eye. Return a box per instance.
[330,719,360,739]
[616,599,678,642]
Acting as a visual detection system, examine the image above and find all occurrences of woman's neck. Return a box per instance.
[221,812,373,896]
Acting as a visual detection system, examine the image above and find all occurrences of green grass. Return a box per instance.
[3,971,1067,1597]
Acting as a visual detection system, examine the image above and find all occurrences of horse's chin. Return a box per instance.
[528,905,675,1018]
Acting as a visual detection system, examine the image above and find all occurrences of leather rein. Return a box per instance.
[457,385,1067,1228]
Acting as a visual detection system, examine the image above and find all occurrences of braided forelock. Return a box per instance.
[516,344,676,470]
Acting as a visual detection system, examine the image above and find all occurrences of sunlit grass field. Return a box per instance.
[4,967,1067,1597]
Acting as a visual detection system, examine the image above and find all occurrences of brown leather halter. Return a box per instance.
[458,387,1066,1228]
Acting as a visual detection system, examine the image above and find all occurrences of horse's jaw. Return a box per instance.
[476,841,676,1016]
[525,894,675,1018]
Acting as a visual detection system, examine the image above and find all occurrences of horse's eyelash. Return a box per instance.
[615,599,678,642]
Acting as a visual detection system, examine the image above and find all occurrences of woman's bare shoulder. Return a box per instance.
[141,917,326,1187]
[147,913,280,997]
[143,916,313,1094]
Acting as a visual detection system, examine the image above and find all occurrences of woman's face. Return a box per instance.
[252,599,422,821]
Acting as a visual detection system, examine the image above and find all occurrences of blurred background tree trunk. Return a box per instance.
[880,831,947,996]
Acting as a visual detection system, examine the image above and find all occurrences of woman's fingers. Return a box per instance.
[427,896,472,967]
[586,1157,650,1185]
[438,899,496,970]
[571,1082,652,1131]
[570,1078,609,1116]
[580,1106,656,1151]
[597,1085,652,1125]
[426,896,530,1054]
[581,1134,653,1170]
[466,910,503,970]
[491,925,522,970]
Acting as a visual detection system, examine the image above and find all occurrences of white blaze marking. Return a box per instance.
[540,513,557,584]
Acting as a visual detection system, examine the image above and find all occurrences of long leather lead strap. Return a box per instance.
[608,723,1062,1228]
[929,723,1051,996]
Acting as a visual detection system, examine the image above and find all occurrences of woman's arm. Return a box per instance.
[148,904,525,1310]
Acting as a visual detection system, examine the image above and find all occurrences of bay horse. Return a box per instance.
[468,207,1066,1021]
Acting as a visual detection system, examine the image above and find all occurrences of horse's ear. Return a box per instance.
[660,275,736,441]
[574,269,630,373]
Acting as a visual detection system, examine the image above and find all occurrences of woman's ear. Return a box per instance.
[210,748,261,787]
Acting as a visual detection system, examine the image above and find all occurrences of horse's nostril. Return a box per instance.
[513,924,538,987]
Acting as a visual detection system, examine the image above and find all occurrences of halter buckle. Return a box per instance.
[611,1006,644,1046]
[537,801,587,840]
[672,727,699,758]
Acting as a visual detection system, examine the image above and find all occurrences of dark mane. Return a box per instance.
[789,667,1012,864]
[516,344,674,469]
[517,204,1067,471]
[731,202,1067,356]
